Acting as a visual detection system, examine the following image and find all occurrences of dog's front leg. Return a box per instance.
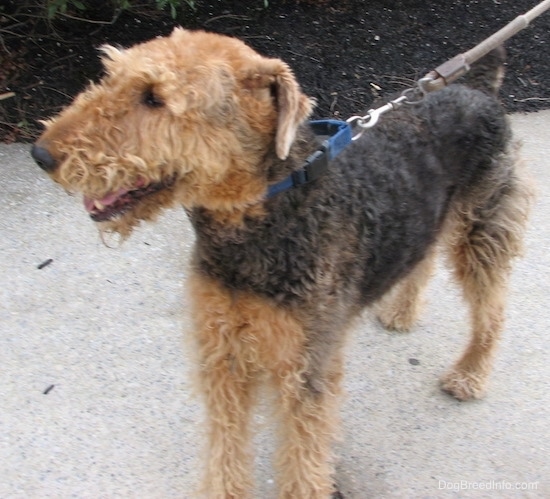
[189,274,257,498]
[197,349,256,499]
[271,347,344,499]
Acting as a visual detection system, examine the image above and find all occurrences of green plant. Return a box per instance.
[46,0,86,19]
[39,0,271,25]
[115,0,132,10]
[45,0,198,21]
[156,0,196,18]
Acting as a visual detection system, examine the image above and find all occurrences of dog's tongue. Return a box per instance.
[83,178,148,213]
[83,187,130,213]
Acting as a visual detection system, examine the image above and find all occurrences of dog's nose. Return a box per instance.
[31,143,57,172]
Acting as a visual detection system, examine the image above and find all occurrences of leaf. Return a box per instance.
[47,4,59,19]
[72,0,86,10]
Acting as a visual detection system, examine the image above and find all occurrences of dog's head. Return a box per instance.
[32,28,313,237]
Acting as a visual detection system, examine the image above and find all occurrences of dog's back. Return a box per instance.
[326,48,516,302]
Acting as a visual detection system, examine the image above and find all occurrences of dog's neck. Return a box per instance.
[266,120,352,198]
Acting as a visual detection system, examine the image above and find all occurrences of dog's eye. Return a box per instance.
[143,88,164,108]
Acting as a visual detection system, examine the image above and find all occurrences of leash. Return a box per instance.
[421,0,550,93]
[268,0,550,198]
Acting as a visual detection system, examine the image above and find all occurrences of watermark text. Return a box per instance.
[438,480,538,492]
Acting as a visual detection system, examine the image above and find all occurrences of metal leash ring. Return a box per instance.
[400,81,430,105]
[346,94,410,141]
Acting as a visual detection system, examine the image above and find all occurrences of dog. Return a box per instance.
[31,28,532,498]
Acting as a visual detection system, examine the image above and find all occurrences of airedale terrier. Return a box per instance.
[32,29,532,498]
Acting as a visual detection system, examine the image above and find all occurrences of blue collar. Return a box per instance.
[267,119,352,198]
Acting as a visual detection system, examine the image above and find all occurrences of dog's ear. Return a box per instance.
[99,44,127,71]
[272,61,314,159]
[243,58,314,160]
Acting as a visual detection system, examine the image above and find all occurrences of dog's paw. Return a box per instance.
[440,368,487,401]
[376,309,415,332]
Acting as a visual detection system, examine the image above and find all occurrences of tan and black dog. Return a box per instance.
[32,29,532,498]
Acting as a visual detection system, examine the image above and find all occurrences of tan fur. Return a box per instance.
[189,274,340,498]
[439,151,533,399]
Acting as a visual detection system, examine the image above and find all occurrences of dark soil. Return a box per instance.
[1,0,549,143]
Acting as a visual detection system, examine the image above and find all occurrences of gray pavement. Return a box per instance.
[1,111,549,498]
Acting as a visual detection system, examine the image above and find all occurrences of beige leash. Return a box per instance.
[421,0,550,92]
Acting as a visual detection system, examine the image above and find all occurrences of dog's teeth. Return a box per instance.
[94,200,105,210]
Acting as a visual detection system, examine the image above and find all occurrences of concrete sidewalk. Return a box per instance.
[1,111,549,498]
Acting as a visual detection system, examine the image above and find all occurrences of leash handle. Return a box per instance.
[421,0,550,92]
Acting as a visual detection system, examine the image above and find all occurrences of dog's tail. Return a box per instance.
[462,45,506,95]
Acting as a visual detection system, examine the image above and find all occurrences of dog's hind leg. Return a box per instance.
[441,150,532,400]
[375,246,437,332]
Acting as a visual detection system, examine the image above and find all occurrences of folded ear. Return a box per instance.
[272,60,314,159]
[243,58,314,160]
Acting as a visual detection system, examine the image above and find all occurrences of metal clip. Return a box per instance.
[346,95,409,141]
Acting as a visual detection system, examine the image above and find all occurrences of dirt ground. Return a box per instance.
[1,0,549,142]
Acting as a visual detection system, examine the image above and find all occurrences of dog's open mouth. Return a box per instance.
[84,175,176,222]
